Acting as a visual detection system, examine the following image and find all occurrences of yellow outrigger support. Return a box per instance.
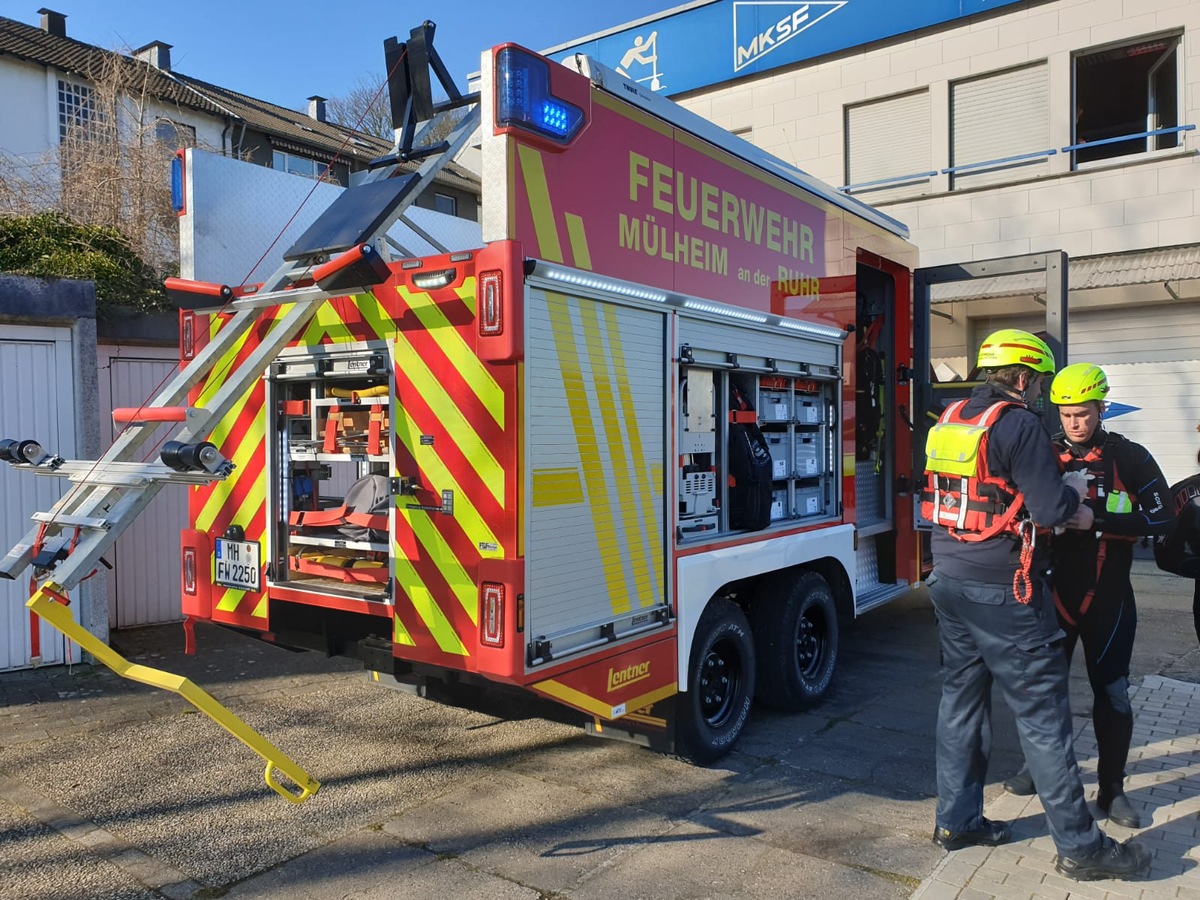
[29,584,320,804]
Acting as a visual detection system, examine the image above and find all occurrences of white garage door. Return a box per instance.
[98,347,187,628]
[1069,302,1200,486]
[0,328,80,670]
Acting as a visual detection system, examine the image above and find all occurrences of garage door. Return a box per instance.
[0,328,80,670]
[98,347,187,628]
[1069,302,1200,486]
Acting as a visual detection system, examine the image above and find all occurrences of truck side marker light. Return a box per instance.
[411,268,457,290]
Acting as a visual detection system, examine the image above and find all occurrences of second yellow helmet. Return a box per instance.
[1050,362,1109,405]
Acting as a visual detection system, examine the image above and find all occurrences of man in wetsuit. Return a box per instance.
[1005,363,1174,832]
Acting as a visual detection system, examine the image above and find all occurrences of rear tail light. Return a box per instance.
[183,547,197,595]
[181,312,195,361]
[479,269,504,336]
[481,582,505,647]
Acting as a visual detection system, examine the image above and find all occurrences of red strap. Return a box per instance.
[322,405,342,453]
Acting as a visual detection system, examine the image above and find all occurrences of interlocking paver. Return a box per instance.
[912,675,1200,900]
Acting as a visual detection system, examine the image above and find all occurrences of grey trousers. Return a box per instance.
[928,568,1102,859]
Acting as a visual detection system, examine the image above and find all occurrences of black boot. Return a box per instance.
[1097,791,1142,829]
[1055,836,1150,880]
[1003,767,1036,796]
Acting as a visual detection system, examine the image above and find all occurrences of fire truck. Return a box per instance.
[2,22,1066,801]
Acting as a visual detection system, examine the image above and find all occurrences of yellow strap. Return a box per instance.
[28,584,320,804]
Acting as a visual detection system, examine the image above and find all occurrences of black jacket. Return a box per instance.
[1155,473,1200,578]
[931,383,1080,583]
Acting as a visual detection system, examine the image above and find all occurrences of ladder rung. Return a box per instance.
[31,512,110,530]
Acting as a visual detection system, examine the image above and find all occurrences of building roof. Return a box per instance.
[0,12,480,191]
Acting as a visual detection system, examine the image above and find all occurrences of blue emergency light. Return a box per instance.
[496,47,583,143]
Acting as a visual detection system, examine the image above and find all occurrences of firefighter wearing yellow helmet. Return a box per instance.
[923,331,1150,878]
[1004,362,1174,835]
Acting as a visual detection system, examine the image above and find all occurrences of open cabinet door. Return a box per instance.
[853,253,917,611]
[911,251,1069,575]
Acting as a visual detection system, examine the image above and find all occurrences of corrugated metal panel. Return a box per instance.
[98,348,186,628]
[951,63,1050,190]
[0,331,75,670]
[526,289,666,658]
[845,90,931,203]
[1069,303,1200,486]
[930,245,1200,303]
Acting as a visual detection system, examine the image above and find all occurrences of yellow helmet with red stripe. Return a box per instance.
[976,328,1055,375]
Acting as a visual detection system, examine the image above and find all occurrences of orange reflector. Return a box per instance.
[481,582,504,647]
[479,270,503,336]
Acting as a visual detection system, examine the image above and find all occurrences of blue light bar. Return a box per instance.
[496,47,583,143]
[170,153,184,213]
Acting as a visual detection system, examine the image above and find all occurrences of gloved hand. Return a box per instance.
[1061,469,1093,500]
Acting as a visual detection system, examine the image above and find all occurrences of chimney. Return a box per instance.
[307,95,327,124]
[37,8,66,38]
[134,41,173,71]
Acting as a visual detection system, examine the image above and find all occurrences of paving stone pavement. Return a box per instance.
[912,674,1200,900]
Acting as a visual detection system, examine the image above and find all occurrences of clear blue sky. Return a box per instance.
[0,1,677,111]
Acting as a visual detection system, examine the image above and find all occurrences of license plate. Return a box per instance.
[214,539,261,591]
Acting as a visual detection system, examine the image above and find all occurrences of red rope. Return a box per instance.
[1012,520,1035,604]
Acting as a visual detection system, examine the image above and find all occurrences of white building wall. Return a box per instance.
[676,0,1200,267]
[0,57,56,169]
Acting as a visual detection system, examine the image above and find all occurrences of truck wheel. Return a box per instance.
[751,570,838,710]
[676,597,755,765]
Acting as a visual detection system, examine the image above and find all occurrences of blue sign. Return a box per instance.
[550,0,1027,96]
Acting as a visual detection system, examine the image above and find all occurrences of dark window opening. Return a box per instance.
[1074,35,1179,165]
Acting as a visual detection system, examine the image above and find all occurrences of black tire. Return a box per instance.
[750,570,838,710]
[675,597,756,765]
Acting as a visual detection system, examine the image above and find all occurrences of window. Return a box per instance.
[154,119,195,149]
[843,90,931,202]
[433,192,457,216]
[1073,34,1180,166]
[950,63,1050,190]
[272,150,325,180]
[57,79,96,142]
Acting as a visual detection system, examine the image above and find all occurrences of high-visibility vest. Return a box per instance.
[921,399,1026,542]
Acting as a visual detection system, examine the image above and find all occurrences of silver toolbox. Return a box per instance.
[770,488,788,520]
[795,397,822,424]
[759,390,791,423]
[794,430,822,476]
[763,432,789,479]
[794,485,823,517]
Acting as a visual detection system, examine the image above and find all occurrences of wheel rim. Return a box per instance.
[795,604,829,680]
[698,635,743,727]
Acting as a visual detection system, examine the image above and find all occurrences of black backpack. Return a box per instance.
[727,384,773,531]
[1155,474,1200,578]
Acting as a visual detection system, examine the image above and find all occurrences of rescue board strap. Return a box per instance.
[27,581,320,804]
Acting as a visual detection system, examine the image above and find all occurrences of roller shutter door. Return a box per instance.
[98,347,188,627]
[0,328,79,670]
[1069,302,1200,485]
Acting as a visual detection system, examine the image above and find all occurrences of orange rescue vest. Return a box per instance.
[921,399,1026,542]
